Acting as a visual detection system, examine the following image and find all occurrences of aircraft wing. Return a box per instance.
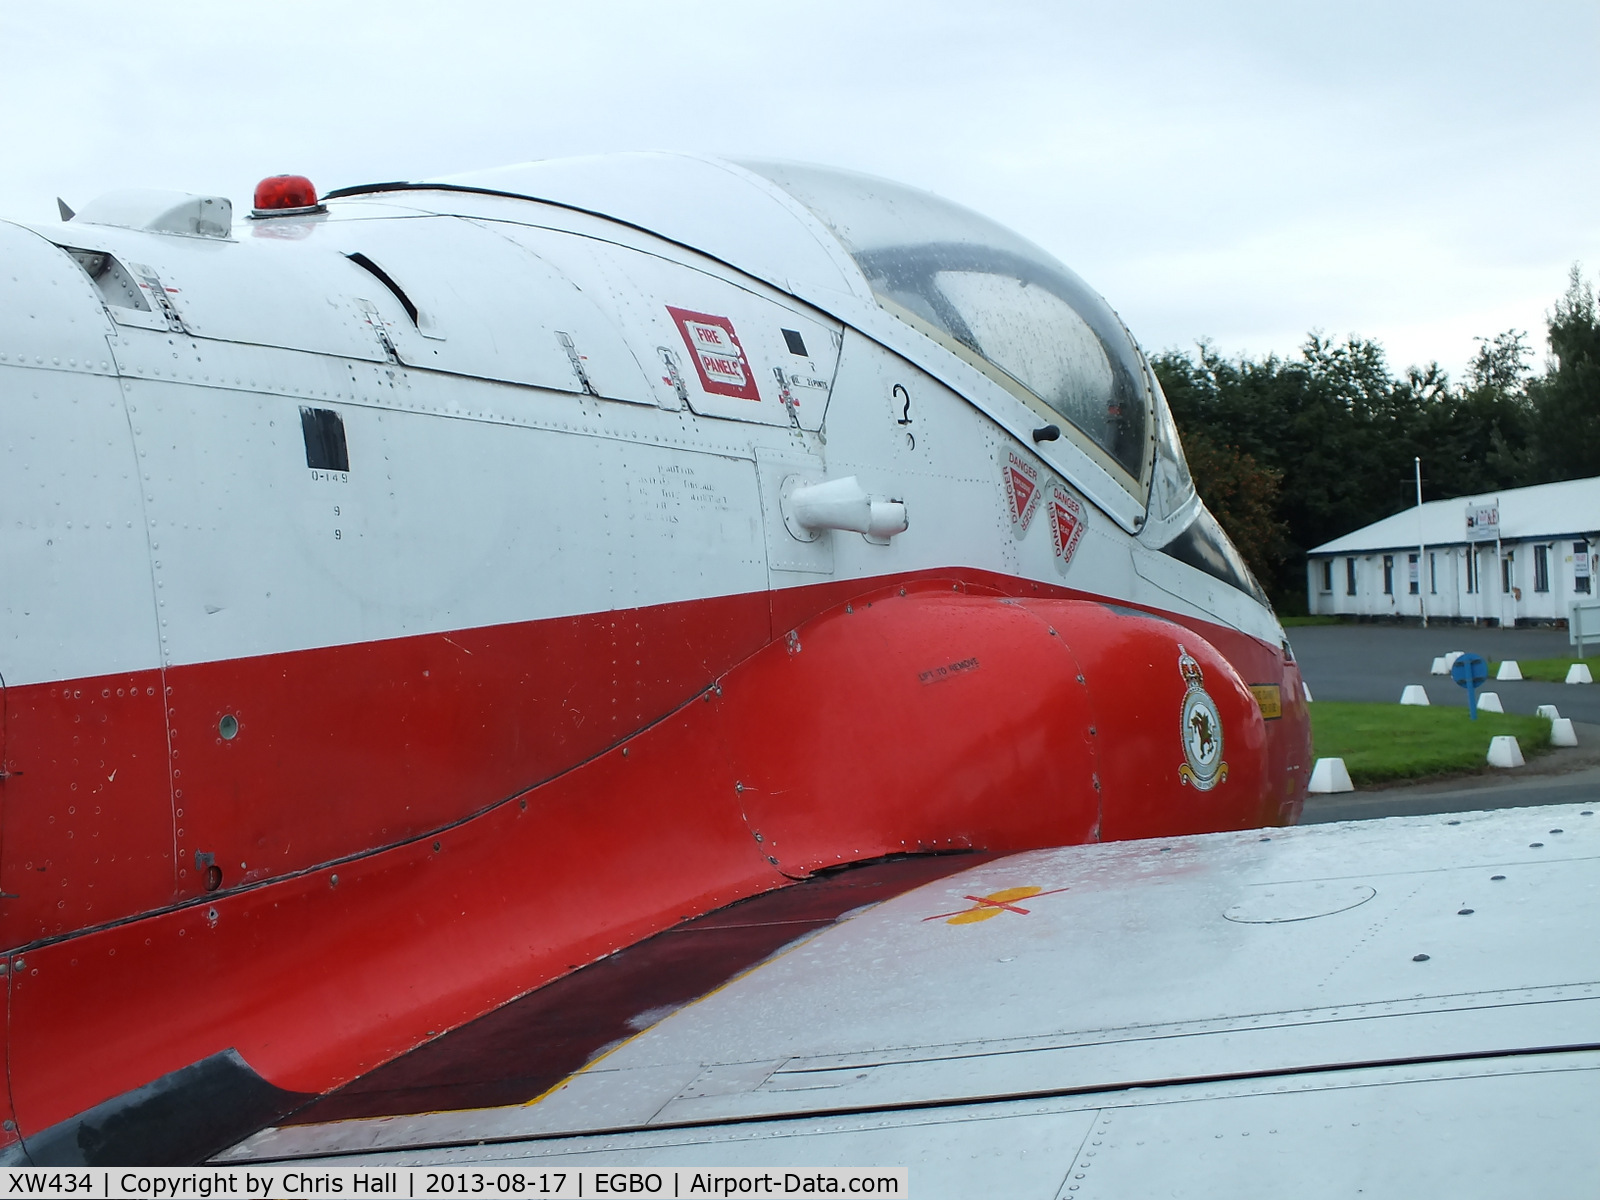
[221,803,1600,1196]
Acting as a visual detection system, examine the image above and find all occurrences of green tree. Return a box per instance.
[1178,427,1289,592]
[1417,329,1535,492]
[1152,272,1600,612]
[1154,335,1442,607]
[1530,268,1600,480]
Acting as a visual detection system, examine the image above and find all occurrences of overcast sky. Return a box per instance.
[3,1,1593,379]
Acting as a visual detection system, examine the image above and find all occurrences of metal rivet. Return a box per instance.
[1447,820,1460,826]
[330,874,339,888]
[1458,908,1474,916]
[433,841,441,852]
[1530,842,1544,848]
[1413,953,1430,962]
[1491,874,1506,881]
[1549,828,1563,834]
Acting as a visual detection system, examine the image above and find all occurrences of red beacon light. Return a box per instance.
[250,174,325,218]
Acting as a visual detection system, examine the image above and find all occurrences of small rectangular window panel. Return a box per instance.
[1408,553,1419,595]
[1346,558,1357,596]
[1575,542,1591,595]
[1535,545,1550,593]
[301,406,349,472]
[1320,560,1332,593]
[1383,555,1394,596]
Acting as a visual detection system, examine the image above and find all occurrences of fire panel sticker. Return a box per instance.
[1003,451,1042,537]
[666,306,762,401]
[1047,484,1087,572]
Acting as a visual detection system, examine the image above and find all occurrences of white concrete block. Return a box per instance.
[1444,651,1464,669]
[1302,682,1313,702]
[1308,757,1353,793]
[1536,704,1562,720]
[1430,656,1449,675]
[1486,735,1525,768]
[1496,660,1523,680]
[1551,717,1578,747]
[1476,691,1504,713]
[1399,685,1429,705]
[1567,663,1593,684]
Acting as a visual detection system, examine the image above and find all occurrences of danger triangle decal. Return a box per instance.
[1008,468,1036,518]
[1004,451,1042,536]
[1049,484,1087,573]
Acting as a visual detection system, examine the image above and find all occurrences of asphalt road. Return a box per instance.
[1286,622,1600,820]
[1287,621,1600,721]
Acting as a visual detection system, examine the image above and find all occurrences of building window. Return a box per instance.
[1320,560,1333,592]
[1429,552,1438,594]
[1408,553,1420,595]
[1383,555,1394,595]
[1502,552,1514,594]
[1346,557,1357,596]
[1466,549,1477,594]
[1535,545,1550,593]
[1577,541,1592,595]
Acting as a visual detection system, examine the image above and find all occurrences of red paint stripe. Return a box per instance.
[1,574,1309,1139]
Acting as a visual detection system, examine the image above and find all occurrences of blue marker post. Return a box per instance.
[1451,653,1489,719]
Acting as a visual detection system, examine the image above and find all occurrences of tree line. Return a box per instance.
[1151,267,1600,613]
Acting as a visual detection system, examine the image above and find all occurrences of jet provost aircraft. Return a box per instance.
[0,154,1310,1163]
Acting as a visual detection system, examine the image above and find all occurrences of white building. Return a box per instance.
[1306,476,1600,625]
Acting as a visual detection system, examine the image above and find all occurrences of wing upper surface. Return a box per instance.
[222,804,1600,1195]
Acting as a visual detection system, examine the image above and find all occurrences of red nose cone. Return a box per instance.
[253,174,319,212]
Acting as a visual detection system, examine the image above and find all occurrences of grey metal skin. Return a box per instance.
[224,804,1600,1197]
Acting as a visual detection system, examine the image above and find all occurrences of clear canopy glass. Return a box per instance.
[742,160,1153,488]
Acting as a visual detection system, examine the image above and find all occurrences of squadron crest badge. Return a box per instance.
[1176,645,1228,791]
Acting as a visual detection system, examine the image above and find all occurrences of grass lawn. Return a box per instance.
[1310,702,1553,785]
[1488,656,1600,683]
[1280,615,1346,627]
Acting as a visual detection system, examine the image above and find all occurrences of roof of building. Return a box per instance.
[1310,475,1600,555]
